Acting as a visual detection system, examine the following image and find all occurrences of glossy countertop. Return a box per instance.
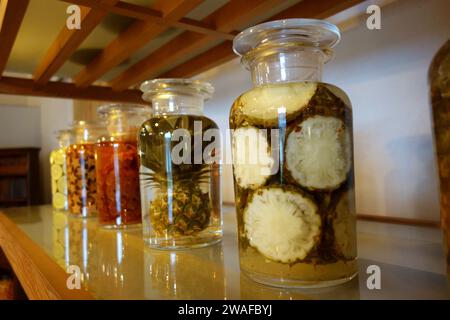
[1,205,449,299]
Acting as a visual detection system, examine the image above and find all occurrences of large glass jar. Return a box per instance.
[95,104,149,228]
[429,39,450,276]
[139,79,222,249]
[50,129,70,210]
[230,19,357,287]
[66,121,105,218]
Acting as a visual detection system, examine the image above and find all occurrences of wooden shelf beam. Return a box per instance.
[161,0,367,79]
[33,0,119,85]
[161,41,234,78]
[0,0,367,102]
[0,0,30,76]
[74,0,203,88]
[0,77,143,103]
[269,0,366,20]
[111,0,286,91]
[59,0,236,40]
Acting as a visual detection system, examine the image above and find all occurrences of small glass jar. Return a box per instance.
[139,79,222,249]
[66,121,105,218]
[231,19,357,287]
[50,129,70,210]
[95,104,149,228]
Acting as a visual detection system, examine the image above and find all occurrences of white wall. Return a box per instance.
[0,95,73,204]
[197,0,450,221]
[0,104,41,147]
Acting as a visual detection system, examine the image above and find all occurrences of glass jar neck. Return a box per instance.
[247,48,325,86]
[58,134,70,149]
[72,124,104,144]
[105,111,146,139]
[151,93,204,116]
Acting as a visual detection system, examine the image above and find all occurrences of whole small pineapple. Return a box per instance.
[140,141,212,237]
[149,182,211,236]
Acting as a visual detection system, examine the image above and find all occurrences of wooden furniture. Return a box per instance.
[0,0,366,103]
[0,248,26,300]
[0,205,448,300]
[0,148,41,207]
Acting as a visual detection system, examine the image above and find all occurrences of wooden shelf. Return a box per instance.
[0,205,449,300]
[0,148,41,207]
[0,208,93,299]
[0,200,28,205]
[0,173,28,178]
[0,167,28,176]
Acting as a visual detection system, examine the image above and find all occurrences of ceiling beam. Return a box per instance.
[74,0,203,88]
[110,0,286,91]
[59,0,235,40]
[161,0,368,79]
[33,0,119,85]
[0,0,30,76]
[0,76,143,103]
[269,0,367,20]
[161,41,234,78]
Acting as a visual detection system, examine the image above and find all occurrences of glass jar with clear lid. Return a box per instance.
[66,121,105,218]
[230,19,357,287]
[139,79,222,249]
[95,104,150,228]
[50,129,71,210]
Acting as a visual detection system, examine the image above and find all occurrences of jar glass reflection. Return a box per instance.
[144,244,226,299]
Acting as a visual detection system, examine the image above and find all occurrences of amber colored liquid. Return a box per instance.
[66,143,97,217]
[95,140,141,227]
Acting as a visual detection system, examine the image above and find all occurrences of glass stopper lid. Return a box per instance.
[233,19,341,57]
[97,103,148,117]
[140,78,214,102]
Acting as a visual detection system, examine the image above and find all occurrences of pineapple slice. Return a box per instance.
[57,176,67,194]
[51,179,58,194]
[244,186,321,263]
[51,164,63,180]
[238,82,317,126]
[52,151,65,165]
[286,116,351,190]
[333,190,357,259]
[52,192,66,210]
[232,126,274,189]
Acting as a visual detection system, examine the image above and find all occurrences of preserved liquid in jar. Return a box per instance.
[66,143,97,217]
[139,114,222,248]
[230,81,357,286]
[50,148,68,210]
[96,139,141,226]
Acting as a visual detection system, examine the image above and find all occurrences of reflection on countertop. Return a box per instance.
[2,205,449,299]
[52,208,228,299]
